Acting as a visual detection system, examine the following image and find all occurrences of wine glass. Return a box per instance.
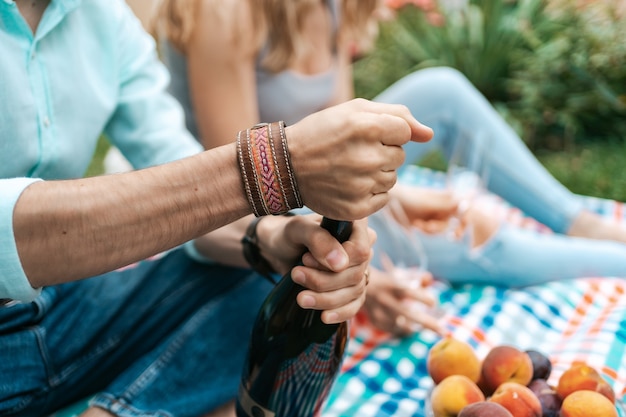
[445,131,491,240]
[373,200,444,332]
[381,198,429,282]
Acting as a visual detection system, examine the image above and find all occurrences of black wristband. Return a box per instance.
[242,217,277,284]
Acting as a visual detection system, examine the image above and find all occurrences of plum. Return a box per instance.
[526,349,552,381]
[528,379,561,417]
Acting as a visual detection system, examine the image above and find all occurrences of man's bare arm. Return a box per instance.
[13,99,433,289]
[14,143,248,287]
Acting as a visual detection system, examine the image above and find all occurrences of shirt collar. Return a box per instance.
[54,0,82,22]
[57,0,82,12]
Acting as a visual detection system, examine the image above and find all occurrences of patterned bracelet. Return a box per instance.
[236,121,303,216]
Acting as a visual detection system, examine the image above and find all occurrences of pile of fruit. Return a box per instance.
[426,336,620,417]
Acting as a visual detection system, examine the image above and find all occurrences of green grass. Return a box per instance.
[85,136,111,178]
[536,140,626,201]
[416,140,626,202]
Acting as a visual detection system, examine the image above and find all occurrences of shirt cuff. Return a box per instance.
[0,178,43,302]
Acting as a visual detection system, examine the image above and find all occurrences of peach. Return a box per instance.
[476,372,492,397]
[458,402,514,417]
[430,375,485,417]
[489,382,542,417]
[427,336,482,384]
[559,390,618,417]
[480,345,534,394]
[556,363,615,403]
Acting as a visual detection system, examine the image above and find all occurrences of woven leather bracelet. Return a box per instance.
[237,129,265,216]
[236,122,303,216]
[270,121,303,210]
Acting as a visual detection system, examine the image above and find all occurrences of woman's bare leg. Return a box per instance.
[568,210,626,244]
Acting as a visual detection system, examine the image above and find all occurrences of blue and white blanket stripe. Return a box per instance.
[324,166,626,417]
[52,166,626,417]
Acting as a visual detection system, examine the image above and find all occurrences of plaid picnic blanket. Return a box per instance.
[323,166,626,417]
[52,166,625,417]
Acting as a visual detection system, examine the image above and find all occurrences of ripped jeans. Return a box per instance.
[371,67,626,285]
[369,209,626,287]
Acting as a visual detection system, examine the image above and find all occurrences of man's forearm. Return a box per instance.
[12,99,435,290]
[13,143,250,288]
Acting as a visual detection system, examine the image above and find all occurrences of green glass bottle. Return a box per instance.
[236,218,352,417]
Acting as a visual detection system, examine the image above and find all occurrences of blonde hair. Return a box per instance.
[152,0,198,52]
[154,0,381,72]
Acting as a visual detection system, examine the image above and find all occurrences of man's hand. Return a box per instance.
[257,215,375,324]
[287,99,433,221]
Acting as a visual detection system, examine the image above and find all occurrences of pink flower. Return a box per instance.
[426,11,445,26]
[385,0,407,9]
[385,0,437,11]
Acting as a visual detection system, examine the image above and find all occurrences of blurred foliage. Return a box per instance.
[354,0,549,101]
[536,140,626,201]
[506,2,626,148]
[85,135,111,177]
[354,0,626,150]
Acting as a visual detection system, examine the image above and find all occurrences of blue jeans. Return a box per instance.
[372,67,626,285]
[375,67,584,234]
[369,212,626,287]
[0,248,273,417]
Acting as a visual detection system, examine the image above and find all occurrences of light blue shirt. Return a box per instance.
[0,0,203,301]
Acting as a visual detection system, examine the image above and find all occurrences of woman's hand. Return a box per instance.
[390,184,459,234]
[363,261,445,337]
[257,215,376,324]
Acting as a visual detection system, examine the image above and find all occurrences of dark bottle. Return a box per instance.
[236,218,352,417]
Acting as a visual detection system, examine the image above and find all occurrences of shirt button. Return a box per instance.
[43,116,50,127]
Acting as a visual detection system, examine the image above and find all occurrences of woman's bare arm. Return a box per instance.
[328,36,357,106]
[186,0,260,149]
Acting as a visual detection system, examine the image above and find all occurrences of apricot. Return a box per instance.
[556,363,615,403]
[458,402,514,417]
[427,336,482,384]
[489,382,542,417]
[430,375,485,417]
[481,345,533,394]
[560,390,618,417]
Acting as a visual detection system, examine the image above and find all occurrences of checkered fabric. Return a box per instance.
[324,166,626,417]
[51,166,625,416]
